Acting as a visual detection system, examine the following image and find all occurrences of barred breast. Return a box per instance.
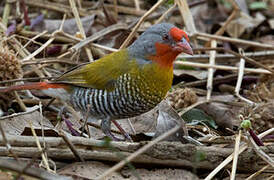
[70,73,164,119]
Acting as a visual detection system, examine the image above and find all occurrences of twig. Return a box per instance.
[155,3,176,24]
[68,0,93,61]
[206,40,216,101]
[174,61,271,74]
[176,0,197,34]
[0,105,39,120]
[0,122,20,162]
[196,32,274,50]
[95,125,181,180]
[177,50,274,62]
[0,159,71,180]
[134,0,140,11]
[205,128,274,180]
[248,132,274,167]
[81,104,90,136]
[28,120,51,172]
[205,9,238,47]
[119,0,166,49]
[16,150,44,179]
[230,130,241,180]
[193,47,274,73]
[235,49,254,104]
[68,23,128,54]
[22,36,55,61]
[20,31,48,56]
[13,91,27,112]
[245,165,270,180]
[0,76,56,84]
[58,130,84,162]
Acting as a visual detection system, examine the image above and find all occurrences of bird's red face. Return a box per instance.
[169,27,193,56]
[151,26,193,68]
[128,23,193,68]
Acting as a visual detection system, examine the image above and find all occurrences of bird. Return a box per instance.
[0,23,193,140]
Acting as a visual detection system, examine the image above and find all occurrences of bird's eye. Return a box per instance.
[163,34,169,40]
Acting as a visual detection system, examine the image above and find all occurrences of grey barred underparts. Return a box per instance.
[70,74,162,119]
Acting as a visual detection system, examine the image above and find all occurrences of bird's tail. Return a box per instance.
[0,82,71,100]
[0,82,67,93]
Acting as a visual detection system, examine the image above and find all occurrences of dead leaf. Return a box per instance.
[2,106,54,136]
[58,161,122,179]
[153,100,188,142]
[121,168,200,180]
[198,95,240,131]
[32,15,96,35]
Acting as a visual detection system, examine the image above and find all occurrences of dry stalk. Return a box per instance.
[0,122,20,162]
[206,40,217,101]
[196,32,274,50]
[248,132,274,167]
[245,165,270,180]
[194,47,274,73]
[155,3,176,24]
[174,61,271,74]
[119,0,166,49]
[58,130,84,162]
[134,0,140,11]
[27,120,51,172]
[234,49,254,104]
[95,125,181,180]
[205,9,238,47]
[176,0,197,34]
[205,128,274,180]
[230,130,242,180]
[68,0,93,61]
[13,91,27,112]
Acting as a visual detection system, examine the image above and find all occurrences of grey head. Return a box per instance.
[128,23,193,64]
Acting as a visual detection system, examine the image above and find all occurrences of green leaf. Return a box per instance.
[182,108,218,129]
[249,2,267,10]
[195,150,206,162]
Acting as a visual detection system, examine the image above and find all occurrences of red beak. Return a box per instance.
[173,40,193,56]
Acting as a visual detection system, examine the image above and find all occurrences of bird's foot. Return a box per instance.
[101,119,132,142]
[112,120,133,142]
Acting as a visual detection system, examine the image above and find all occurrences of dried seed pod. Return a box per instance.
[0,44,23,83]
[167,88,198,109]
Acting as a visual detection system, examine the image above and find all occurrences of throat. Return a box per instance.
[149,51,179,68]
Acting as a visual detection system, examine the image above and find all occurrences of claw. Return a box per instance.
[101,118,132,142]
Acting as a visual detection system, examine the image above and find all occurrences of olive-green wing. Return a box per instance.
[54,49,136,91]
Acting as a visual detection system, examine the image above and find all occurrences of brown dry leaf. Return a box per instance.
[121,168,199,180]
[153,100,188,142]
[2,106,54,136]
[198,95,241,130]
[127,107,158,134]
[32,15,96,35]
[226,12,265,38]
[192,1,227,33]
[58,161,122,179]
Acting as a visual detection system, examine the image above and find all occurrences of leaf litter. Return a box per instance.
[0,0,273,179]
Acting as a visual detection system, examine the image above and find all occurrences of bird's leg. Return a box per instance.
[112,120,133,142]
[101,118,124,141]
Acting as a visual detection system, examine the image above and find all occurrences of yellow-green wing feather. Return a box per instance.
[55,49,135,91]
